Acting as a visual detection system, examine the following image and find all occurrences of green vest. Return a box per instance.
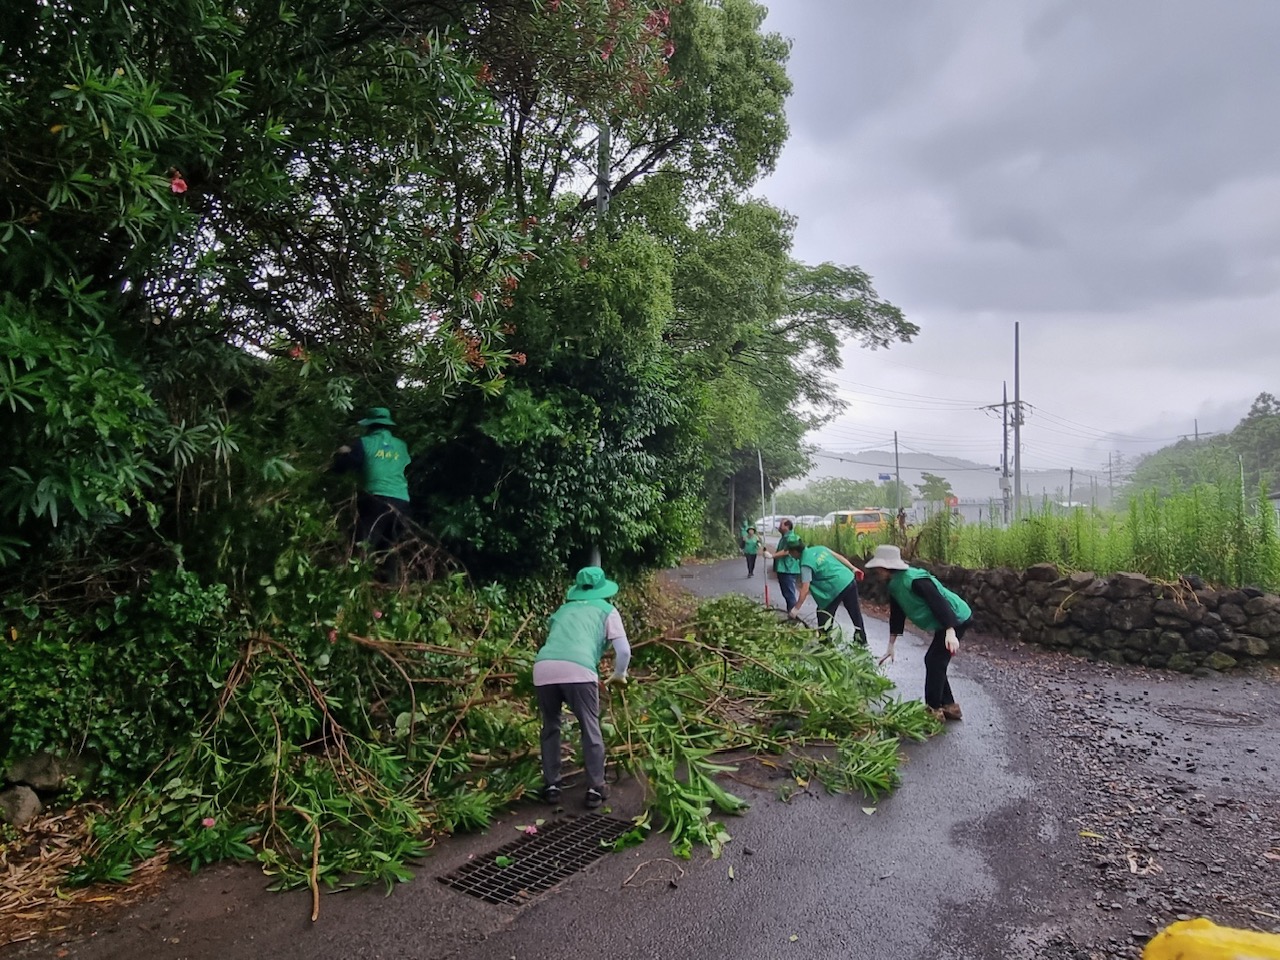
[775,531,800,574]
[888,567,971,631]
[799,545,855,607]
[360,429,411,500]
[743,537,759,557]
[535,599,614,672]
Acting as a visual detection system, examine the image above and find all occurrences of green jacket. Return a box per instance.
[360,429,411,501]
[535,599,615,673]
[798,545,855,607]
[743,537,760,557]
[888,567,971,631]
[775,531,800,575]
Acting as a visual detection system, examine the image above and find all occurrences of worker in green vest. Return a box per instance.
[743,527,763,578]
[768,518,802,613]
[534,566,631,809]
[333,406,412,578]
[865,544,972,722]
[786,540,867,644]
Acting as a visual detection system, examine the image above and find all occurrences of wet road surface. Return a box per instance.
[10,559,1278,959]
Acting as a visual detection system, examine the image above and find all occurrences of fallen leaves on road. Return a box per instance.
[0,806,168,947]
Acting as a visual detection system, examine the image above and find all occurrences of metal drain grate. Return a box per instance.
[438,815,634,905]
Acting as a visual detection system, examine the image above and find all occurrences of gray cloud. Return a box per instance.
[765,0,1280,313]
[759,0,1280,471]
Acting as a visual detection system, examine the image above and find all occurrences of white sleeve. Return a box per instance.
[605,609,631,676]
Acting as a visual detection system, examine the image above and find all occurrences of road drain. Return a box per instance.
[438,815,633,904]
[1152,705,1264,727]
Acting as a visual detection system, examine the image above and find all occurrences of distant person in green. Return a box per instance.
[534,566,630,810]
[743,527,763,578]
[737,517,749,551]
[786,540,867,644]
[333,406,411,575]
[768,518,802,613]
[865,544,971,722]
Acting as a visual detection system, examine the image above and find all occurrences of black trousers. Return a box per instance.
[817,581,867,644]
[923,620,970,708]
[745,553,758,576]
[355,494,409,579]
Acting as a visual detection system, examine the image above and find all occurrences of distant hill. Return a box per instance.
[796,448,1115,508]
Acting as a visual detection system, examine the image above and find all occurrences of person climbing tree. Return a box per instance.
[333,406,412,579]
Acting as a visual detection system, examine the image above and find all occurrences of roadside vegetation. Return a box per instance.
[0,0,930,926]
[797,478,1280,592]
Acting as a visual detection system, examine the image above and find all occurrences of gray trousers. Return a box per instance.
[536,682,605,791]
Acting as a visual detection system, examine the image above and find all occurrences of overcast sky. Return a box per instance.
[759,0,1280,480]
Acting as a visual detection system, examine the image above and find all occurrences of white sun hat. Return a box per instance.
[864,544,910,571]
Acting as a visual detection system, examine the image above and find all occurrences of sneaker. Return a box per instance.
[941,703,963,722]
[584,787,606,810]
[542,783,561,804]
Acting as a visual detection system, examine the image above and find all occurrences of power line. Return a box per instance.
[811,450,1001,473]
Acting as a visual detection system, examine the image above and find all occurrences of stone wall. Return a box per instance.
[859,563,1280,673]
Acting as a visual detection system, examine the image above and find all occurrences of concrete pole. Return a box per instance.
[1013,322,1022,520]
[894,431,902,512]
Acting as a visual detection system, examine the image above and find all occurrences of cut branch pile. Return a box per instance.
[17,591,933,931]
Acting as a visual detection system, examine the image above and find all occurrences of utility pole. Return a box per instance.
[894,430,902,512]
[1001,381,1011,524]
[981,383,1015,525]
[1013,322,1023,520]
[1194,419,1199,442]
[1068,466,1074,506]
[757,450,767,533]
[589,118,610,570]
[1108,452,1114,501]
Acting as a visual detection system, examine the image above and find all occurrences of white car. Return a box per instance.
[754,515,794,531]
[793,515,825,528]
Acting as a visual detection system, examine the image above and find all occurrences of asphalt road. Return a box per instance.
[11,559,1279,960]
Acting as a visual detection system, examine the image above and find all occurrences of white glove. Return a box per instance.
[944,628,959,654]
[878,636,898,665]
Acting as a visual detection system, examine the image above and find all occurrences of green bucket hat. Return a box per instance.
[566,566,619,601]
[358,406,395,427]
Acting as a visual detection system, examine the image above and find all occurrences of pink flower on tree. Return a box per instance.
[373,609,383,620]
[471,290,484,303]
[170,170,188,194]
[201,817,216,828]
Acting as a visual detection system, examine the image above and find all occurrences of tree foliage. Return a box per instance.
[915,472,954,503]
[0,0,923,891]
[1127,392,1280,498]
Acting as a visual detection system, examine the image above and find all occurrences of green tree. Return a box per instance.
[916,472,954,503]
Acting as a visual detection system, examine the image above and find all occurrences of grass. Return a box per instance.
[794,480,1280,591]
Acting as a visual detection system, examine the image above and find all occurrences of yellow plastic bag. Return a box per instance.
[1143,918,1280,959]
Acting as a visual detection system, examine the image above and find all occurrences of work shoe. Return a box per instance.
[926,706,946,723]
[584,787,606,810]
[941,703,963,722]
[542,783,561,804]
